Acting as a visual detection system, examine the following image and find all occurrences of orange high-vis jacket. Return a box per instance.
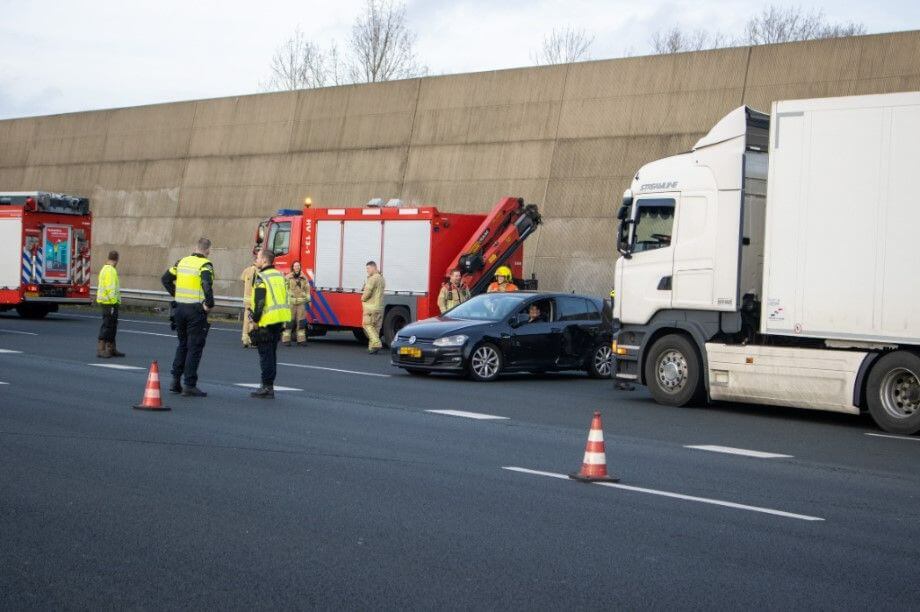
[487,281,518,293]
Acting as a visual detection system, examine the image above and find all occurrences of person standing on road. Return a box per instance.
[249,249,291,399]
[161,237,214,397]
[95,250,124,358]
[361,261,385,354]
[438,268,471,314]
[283,261,311,347]
[486,266,518,293]
[240,247,259,348]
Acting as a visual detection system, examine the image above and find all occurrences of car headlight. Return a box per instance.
[433,334,468,347]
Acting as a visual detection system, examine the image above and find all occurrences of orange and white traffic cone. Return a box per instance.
[569,411,618,482]
[133,361,170,411]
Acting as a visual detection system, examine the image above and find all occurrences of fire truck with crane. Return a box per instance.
[0,192,93,318]
[254,196,542,345]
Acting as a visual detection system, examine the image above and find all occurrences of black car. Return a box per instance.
[390,292,614,381]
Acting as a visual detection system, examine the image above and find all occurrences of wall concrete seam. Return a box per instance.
[740,46,753,104]
[397,78,423,196]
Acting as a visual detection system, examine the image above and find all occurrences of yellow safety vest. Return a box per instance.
[173,255,212,304]
[96,264,120,305]
[252,268,292,326]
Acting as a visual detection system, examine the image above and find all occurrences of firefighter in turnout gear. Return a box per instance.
[283,261,311,346]
[249,250,292,398]
[361,261,385,354]
[240,247,259,348]
[96,250,123,358]
[438,268,471,314]
[161,237,215,397]
[486,265,518,293]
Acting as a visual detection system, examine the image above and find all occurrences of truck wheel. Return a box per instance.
[382,307,410,348]
[587,343,613,379]
[352,329,368,344]
[468,343,503,382]
[645,334,704,406]
[16,304,51,319]
[866,351,920,435]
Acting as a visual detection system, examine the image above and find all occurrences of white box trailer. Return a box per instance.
[612,92,920,434]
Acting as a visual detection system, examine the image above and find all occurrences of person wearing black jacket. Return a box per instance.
[249,250,291,399]
[161,237,215,397]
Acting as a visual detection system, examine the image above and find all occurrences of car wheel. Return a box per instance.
[866,351,920,435]
[405,368,430,377]
[468,343,503,382]
[587,343,613,379]
[644,334,704,406]
[382,307,410,348]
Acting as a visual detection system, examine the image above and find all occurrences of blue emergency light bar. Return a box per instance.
[275,209,303,216]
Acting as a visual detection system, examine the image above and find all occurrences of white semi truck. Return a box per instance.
[612,91,920,434]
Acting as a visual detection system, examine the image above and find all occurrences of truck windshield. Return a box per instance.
[267,222,291,255]
[632,198,675,253]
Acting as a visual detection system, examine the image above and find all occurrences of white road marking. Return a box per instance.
[0,381,8,385]
[0,329,38,336]
[684,445,792,459]
[120,329,176,338]
[426,409,509,420]
[234,383,302,391]
[0,349,23,354]
[279,362,391,378]
[502,467,824,522]
[88,363,146,371]
[865,433,920,442]
[60,313,238,332]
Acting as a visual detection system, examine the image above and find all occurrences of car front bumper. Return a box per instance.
[390,342,466,371]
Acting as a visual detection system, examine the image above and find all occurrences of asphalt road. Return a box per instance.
[1,309,918,610]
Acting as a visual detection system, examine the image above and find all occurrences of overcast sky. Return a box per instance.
[0,0,917,120]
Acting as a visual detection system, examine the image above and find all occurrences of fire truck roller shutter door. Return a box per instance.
[0,218,22,289]
[341,221,382,291]
[381,220,430,294]
[313,221,342,290]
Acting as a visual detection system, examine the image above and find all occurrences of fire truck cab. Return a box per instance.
[255,197,541,345]
[0,192,93,318]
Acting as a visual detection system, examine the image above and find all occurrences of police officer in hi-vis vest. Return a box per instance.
[249,249,292,399]
[161,237,215,397]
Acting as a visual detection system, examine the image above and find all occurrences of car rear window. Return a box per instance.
[556,296,601,321]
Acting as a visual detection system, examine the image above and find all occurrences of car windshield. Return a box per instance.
[446,293,529,321]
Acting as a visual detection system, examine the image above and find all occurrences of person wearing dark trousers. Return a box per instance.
[249,250,291,399]
[161,237,215,397]
[95,250,123,358]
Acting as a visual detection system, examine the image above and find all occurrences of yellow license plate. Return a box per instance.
[399,346,422,358]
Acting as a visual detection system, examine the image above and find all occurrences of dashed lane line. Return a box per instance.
[502,467,824,522]
[0,349,23,354]
[120,329,176,338]
[0,382,8,385]
[87,363,146,371]
[0,329,38,336]
[59,313,238,332]
[684,445,793,459]
[865,433,920,443]
[278,362,391,378]
[426,409,509,420]
[234,384,303,392]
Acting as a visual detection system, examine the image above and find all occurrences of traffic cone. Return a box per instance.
[569,411,618,482]
[133,361,170,411]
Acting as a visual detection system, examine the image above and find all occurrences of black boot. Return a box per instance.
[250,385,274,399]
[182,386,207,397]
[168,378,182,394]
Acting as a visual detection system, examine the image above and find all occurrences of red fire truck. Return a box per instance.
[255,197,542,345]
[0,192,93,318]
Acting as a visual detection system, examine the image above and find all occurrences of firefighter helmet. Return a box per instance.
[495,265,513,279]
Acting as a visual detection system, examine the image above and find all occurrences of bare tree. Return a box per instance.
[262,28,330,91]
[742,6,866,45]
[532,27,594,65]
[347,0,426,83]
[650,27,715,54]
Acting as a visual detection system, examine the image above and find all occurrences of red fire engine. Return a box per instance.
[0,192,93,318]
[255,196,541,345]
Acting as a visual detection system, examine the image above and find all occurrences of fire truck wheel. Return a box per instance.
[382,307,410,348]
[16,304,52,319]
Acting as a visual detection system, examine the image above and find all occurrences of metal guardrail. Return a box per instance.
[92,287,244,308]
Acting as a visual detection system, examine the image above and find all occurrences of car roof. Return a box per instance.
[476,290,602,301]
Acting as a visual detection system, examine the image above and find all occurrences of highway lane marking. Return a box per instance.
[426,409,509,420]
[684,445,793,459]
[88,363,146,371]
[120,329,176,338]
[234,383,303,392]
[59,313,238,332]
[502,467,825,522]
[279,362,392,378]
[0,329,38,336]
[0,349,23,354]
[865,433,920,443]
[0,382,8,385]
